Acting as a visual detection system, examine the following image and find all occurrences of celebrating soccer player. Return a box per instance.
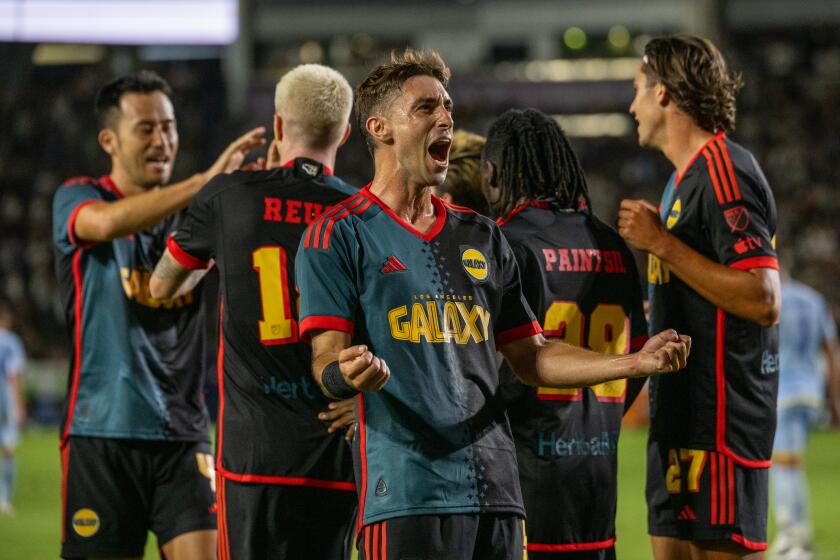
[620,34,781,559]
[51,70,264,559]
[150,64,359,559]
[295,49,691,560]
[484,108,649,560]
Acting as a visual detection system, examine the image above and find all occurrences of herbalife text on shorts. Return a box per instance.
[537,431,619,458]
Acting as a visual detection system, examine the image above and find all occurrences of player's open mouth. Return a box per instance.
[427,138,451,166]
[146,155,170,168]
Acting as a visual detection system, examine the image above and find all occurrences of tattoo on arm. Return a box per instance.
[153,253,191,280]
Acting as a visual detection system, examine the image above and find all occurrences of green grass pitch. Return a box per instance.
[2,427,838,559]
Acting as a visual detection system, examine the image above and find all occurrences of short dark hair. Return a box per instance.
[355,48,450,154]
[484,108,590,217]
[94,70,173,129]
[642,34,743,134]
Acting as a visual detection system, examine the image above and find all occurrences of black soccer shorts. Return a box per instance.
[357,513,526,560]
[60,436,216,559]
[646,439,769,552]
[216,475,357,560]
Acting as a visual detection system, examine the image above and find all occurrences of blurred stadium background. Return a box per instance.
[1,0,838,558]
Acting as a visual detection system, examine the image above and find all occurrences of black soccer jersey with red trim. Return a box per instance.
[498,201,647,551]
[296,186,541,528]
[168,158,357,489]
[648,132,780,467]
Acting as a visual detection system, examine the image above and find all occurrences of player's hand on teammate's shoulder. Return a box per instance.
[617,198,666,253]
[635,329,692,374]
[319,399,357,442]
[202,126,267,180]
[339,344,390,392]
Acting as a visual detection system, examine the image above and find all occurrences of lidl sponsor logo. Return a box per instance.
[666,198,681,229]
[461,248,488,281]
[72,508,100,538]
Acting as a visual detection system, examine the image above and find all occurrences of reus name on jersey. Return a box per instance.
[648,132,780,467]
[296,187,541,530]
[498,200,647,551]
[168,158,357,489]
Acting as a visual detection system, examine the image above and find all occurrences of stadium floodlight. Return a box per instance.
[0,0,238,45]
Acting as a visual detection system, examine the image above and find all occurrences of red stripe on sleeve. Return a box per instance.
[299,316,354,342]
[67,200,100,249]
[717,138,742,200]
[729,256,779,271]
[495,321,543,347]
[703,150,726,204]
[709,143,734,202]
[166,236,210,270]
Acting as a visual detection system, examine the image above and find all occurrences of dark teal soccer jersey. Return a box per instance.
[52,176,209,444]
[296,187,541,527]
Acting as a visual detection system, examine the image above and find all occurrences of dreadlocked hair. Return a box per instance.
[483,108,591,218]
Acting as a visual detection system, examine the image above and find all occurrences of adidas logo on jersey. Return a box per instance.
[676,505,697,521]
[381,256,407,274]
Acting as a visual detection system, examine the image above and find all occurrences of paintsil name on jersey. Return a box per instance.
[542,248,627,273]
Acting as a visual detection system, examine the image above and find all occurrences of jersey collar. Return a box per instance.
[496,199,552,226]
[280,158,334,176]
[99,175,125,199]
[675,131,725,188]
[361,184,447,242]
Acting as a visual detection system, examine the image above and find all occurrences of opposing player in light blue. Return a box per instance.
[0,300,26,516]
[769,275,840,560]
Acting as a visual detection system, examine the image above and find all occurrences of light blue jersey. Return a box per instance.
[779,280,837,407]
[0,329,25,442]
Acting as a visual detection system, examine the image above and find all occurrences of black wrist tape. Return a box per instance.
[322,360,359,400]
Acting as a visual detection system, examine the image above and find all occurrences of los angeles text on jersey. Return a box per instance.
[388,293,491,344]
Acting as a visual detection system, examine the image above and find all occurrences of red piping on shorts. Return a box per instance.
[527,538,616,552]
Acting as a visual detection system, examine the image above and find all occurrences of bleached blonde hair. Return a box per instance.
[274,64,353,149]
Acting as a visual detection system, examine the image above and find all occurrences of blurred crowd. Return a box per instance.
[1,28,838,364]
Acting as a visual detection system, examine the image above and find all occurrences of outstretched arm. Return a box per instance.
[501,329,690,388]
[73,127,266,243]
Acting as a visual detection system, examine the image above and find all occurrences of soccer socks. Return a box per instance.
[771,464,810,538]
[0,455,15,506]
